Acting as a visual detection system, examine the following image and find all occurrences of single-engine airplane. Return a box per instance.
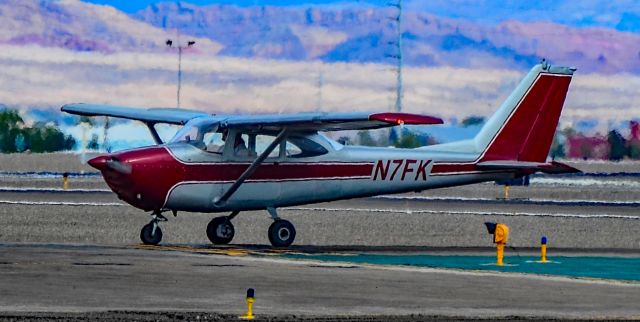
[62,62,579,247]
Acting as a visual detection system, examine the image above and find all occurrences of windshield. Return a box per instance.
[170,118,220,149]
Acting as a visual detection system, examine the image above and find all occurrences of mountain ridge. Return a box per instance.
[133,1,640,73]
[0,0,638,74]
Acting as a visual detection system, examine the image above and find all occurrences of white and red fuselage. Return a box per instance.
[87,63,576,215]
[89,141,504,213]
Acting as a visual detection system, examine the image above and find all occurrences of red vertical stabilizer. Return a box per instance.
[480,71,573,163]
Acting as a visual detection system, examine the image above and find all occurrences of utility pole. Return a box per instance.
[103,116,110,153]
[387,0,403,144]
[316,63,324,112]
[166,38,196,108]
[388,0,403,113]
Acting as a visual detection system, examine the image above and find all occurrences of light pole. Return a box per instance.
[388,0,403,113]
[387,0,403,144]
[166,39,196,108]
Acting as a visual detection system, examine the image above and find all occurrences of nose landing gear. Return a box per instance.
[140,211,168,245]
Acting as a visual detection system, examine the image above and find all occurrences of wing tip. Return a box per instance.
[369,112,444,126]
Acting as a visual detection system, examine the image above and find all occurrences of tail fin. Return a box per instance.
[475,62,575,163]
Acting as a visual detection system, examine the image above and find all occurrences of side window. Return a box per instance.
[255,134,280,159]
[285,136,328,158]
[233,133,252,158]
[285,141,302,157]
[203,132,224,154]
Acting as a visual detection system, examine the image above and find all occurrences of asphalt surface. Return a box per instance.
[0,243,639,321]
[1,172,640,320]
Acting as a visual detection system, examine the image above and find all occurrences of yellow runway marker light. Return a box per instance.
[239,288,255,320]
[63,172,69,190]
[485,222,509,266]
[540,236,548,263]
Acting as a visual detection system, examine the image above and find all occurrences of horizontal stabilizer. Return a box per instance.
[477,160,581,174]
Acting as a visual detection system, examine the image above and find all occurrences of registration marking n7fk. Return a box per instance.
[372,159,433,181]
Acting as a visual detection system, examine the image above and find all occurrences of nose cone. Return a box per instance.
[88,155,109,171]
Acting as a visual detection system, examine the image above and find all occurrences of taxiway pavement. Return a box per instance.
[0,243,639,319]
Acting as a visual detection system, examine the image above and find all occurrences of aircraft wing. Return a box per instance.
[221,112,443,131]
[61,103,209,125]
[62,103,443,131]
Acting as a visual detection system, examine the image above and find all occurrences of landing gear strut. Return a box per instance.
[207,211,238,245]
[267,207,296,248]
[140,211,167,245]
[203,208,296,248]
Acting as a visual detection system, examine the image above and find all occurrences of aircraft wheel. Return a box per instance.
[140,223,162,245]
[207,216,235,244]
[268,219,296,248]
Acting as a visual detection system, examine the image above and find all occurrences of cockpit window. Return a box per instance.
[170,119,220,152]
[286,136,328,158]
[171,121,329,159]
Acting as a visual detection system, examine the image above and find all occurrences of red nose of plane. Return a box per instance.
[88,155,132,174]
[88,155,109,171]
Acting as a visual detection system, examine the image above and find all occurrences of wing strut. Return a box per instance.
[146,123,163,144]
[214,128,289,206]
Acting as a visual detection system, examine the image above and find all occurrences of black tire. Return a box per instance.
[268,219,296,248]
[140,223,162,245]
[207,216,235,244]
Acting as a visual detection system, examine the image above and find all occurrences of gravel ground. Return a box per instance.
[0,198,639,250]
[0,312,604,321]
[0,153,98,173]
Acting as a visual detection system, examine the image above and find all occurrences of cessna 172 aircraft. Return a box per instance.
[62,62,578,247]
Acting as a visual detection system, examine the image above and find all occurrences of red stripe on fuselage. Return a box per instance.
[103,147,374,211]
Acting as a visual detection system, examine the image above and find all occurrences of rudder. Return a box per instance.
[475,62,575,163]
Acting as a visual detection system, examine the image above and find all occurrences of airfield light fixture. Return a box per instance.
[485,222,509,266]
[540,236,548,263]
[62,172,69,190]
[166,38,196,108]
[240,288,255,320]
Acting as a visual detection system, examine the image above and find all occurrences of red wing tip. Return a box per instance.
[369,113,444,125]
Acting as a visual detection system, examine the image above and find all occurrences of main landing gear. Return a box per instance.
[266,207,296,248]
[206,211,238,245]
[205,207,296,248]
[139,208,297,248]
